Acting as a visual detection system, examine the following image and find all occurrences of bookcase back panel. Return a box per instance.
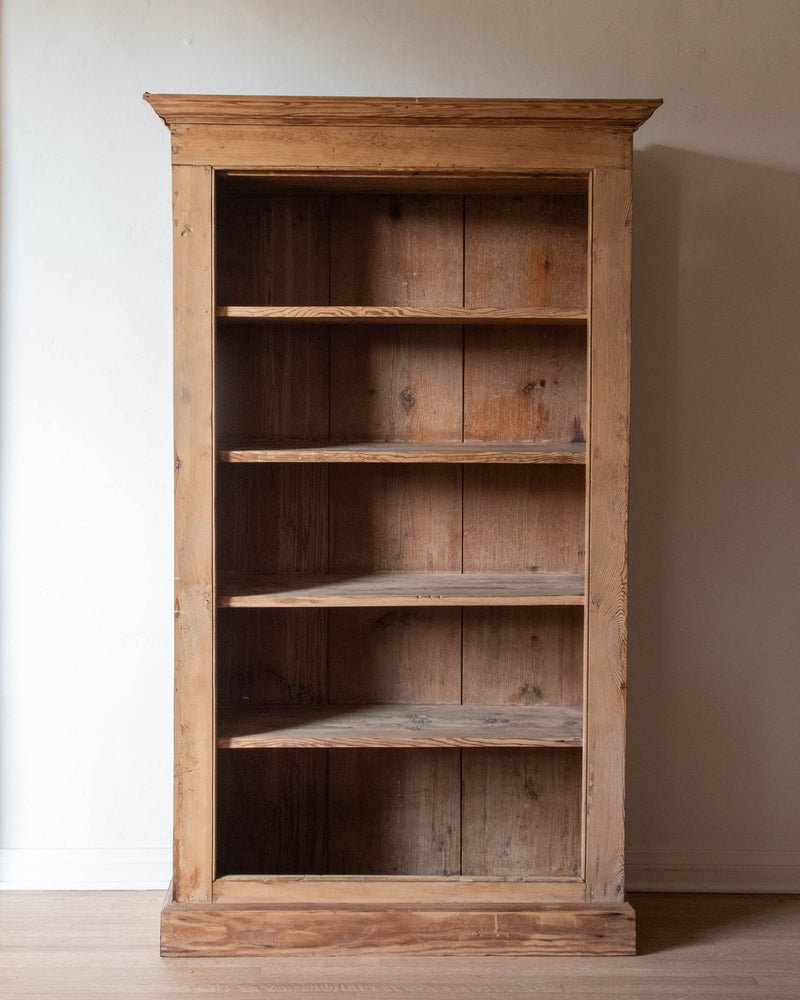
[216,606,580,709]
[330,195,463,307]
[462,606,583,707]
[216,748,327,876]
[216,607,328,707]
[329,326,463,442]
[329,465,463,573]
[464,326,586,444]
[464,194,588,309]
[216,193,330,306]
[216,324,329,442]
[463,465,586,574]
[461,748,582,877]
[328,607,462,704]
[216,464,329,575]
[328,749,461,875]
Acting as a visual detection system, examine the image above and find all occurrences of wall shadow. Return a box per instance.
[627,146,800,870]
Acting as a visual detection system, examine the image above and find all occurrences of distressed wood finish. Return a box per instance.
[160,901,636,956]
[216,704,583,748]
[171,165,215,903]
[216,571,585,607]
[149,94,659,955]
[218,442,586,463]
[145,94,662,127]
[584,167,634,904]
[211,876,586,906]
[216,305,587,322]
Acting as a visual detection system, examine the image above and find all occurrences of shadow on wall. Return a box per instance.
[627,146,800,868]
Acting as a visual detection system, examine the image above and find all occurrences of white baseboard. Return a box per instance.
[627,850,800,893]
[0,848,171,890]
[2,847,798,892]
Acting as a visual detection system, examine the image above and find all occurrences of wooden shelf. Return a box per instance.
[216,305,587,324]
[217,572,584,608]
[218,441,586,464]
[217,703,583,749]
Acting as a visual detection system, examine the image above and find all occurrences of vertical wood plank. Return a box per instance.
[330,465,462,572]
[464,326,587,444]
[215,191,329,305]
[462,749,582,877]
[329,607,462,704]
[462,606,583,707]
[330,195,463,306]
[216,607,328,707]
[464,194,588,309]
[216,749,327,875]
[330,325,462,442]
[463,465,585,574]
[584,166,633,903]
[216,464,329,576]
[172,164,215,902]
[328,750,461,875]
[215,324,329,442]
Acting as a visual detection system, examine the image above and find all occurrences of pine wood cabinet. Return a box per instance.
[145,94,660,956]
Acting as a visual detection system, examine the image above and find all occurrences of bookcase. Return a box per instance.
[145,94,660,956]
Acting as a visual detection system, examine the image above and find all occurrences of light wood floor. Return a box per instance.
[1,892,798,998]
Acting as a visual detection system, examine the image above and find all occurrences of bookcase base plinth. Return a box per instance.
[160,897,636,956]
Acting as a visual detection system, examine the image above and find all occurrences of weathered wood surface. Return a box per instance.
[217,571,585,607]
[218,441,587,463]
[160,900,636,956]
[216,703,583,748]
[216,304,587,322]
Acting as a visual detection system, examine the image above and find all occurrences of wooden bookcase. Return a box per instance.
[145,94,660,956]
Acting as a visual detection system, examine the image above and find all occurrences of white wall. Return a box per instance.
[1,0,798,890]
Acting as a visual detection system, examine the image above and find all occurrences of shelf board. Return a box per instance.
[216,305,587,325]
[218,441,586,464]
[217,572,584,608]
[217,703,583,749]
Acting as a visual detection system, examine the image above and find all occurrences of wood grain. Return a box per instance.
[215,748,326,876]
[212,876,585,906]
[463,465,586,574]
[169,124,633,172]
[216,704,583,748]
[216,571,585,607]
[216,305,587,322]
[329,325,462,442]
[215,464,328,576]
[171,164,215,903]
[218,441,586,463]
[214,323,329,442]
[330,195,463,307]
[462,749,583,878]
[328,607,461,704]
[160,899,636,956]
[215,607,327,707]
[465,195,588,309]
[329,465,462,573]
[215,192,329,305]
[328,750,460,875]
[464,325,587,444]
[145,93,663,128]
[584,167,633,904]
[462,606,584,706]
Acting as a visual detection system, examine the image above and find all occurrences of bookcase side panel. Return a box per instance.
[172,164,215,902]
[585,166,633,904]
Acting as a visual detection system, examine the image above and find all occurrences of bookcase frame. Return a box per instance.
[146,94,660,956]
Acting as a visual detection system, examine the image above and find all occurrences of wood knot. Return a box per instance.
[399,388,416,410]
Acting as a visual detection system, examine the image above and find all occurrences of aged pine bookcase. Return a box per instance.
[145,94,660,956]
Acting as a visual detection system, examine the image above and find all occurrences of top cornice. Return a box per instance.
[144,94,662,131]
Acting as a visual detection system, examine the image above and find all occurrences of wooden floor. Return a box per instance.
[1,892,798,998]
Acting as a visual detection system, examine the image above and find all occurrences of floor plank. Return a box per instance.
[0,893,798,997]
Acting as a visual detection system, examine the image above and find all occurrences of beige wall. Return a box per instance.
[1,0,798,889]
